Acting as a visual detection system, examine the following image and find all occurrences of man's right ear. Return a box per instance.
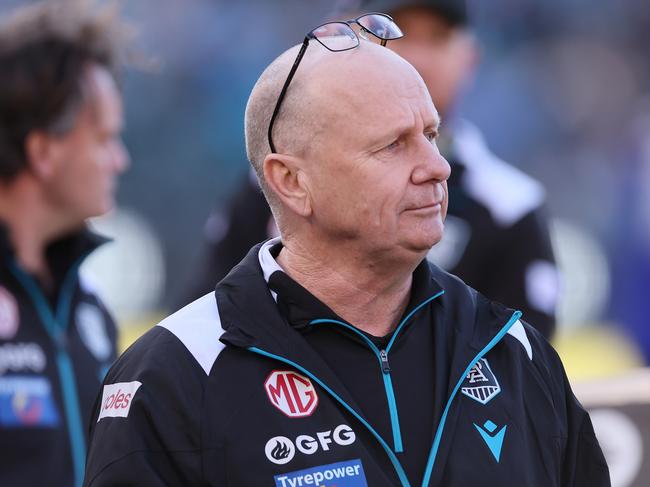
[263,153,312,218]
[24,131,58,180]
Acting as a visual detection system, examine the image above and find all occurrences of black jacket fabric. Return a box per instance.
[181,122,558,339]
[85,239,607,486]
[0,224,118,487]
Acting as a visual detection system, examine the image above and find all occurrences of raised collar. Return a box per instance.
[218,238,444,348]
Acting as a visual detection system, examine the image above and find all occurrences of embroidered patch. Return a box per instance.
[274,459,367,487]
[460,358,501,404]
[97,381,142,422]
[76,303,112,361]
[0,376,60,427]
[265,370,319,418]
[0,286,19,339]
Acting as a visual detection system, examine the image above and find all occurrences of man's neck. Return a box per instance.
[0,179,64,288]
[276,237,419,337]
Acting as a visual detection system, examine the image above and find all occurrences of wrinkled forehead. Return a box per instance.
[304,43,437,140]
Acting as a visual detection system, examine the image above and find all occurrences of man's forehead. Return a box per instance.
[82,65,123,128]
[307,45,436,125]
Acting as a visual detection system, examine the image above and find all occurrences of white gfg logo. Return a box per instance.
[264,424,356,464]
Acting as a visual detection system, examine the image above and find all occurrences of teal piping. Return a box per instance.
[248,346,412,486]
[420,310,522,486]
[309,289,444,454]
[9,257,90,487]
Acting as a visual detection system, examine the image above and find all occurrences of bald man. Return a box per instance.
[84,19,609,487]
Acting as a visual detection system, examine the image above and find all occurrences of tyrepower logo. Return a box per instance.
[265,370,318,418]
[265,424,356,465]
[97,381,141,422]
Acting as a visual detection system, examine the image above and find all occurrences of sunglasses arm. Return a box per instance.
[267,37,311,153]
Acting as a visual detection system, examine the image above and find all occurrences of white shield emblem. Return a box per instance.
[461,358,501,404]
[76,303,112,361]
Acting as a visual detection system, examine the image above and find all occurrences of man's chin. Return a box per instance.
[401,226,444,253]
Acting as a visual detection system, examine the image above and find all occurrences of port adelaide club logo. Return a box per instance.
[460,358,501,405]
[264,370,319,418]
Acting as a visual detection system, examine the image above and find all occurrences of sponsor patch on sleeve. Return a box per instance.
[274,459,367,487]
[97,381,141,422]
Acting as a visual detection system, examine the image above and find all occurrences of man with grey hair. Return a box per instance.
[85,13,608,487]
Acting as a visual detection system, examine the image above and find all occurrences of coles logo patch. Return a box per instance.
[265,370,318,418]
[97,381,141,422]
[0,286,19,340]
[0,376,60,427]
[274,459,367,487]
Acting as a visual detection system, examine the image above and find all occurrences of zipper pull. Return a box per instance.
[380,349,390,374]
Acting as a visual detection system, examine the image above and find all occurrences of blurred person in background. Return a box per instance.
[0,1,130,486]
[180,0,559,340]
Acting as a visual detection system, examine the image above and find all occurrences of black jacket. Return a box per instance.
[0,224,118,487]
[85,239,607,486]
[181,122,558,339]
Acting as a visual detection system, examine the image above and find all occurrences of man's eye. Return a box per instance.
[385,139,401,150]
[424,132,437,143]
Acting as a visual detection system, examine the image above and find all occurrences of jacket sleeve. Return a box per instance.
[525,324,611,487]
[83,327,211,486]
[559,367,611,487]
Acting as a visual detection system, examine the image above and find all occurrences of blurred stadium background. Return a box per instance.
[2,0,648,484]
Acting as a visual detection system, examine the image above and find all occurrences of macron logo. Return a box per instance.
[474,419,507,462]
[97,381,142,422]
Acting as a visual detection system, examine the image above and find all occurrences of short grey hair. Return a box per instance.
[244,45,320,221]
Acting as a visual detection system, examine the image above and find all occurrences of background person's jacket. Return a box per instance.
[85,239,608,487]
[0,224,118,487]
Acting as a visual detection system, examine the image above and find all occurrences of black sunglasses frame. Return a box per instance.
[267,12,403,153]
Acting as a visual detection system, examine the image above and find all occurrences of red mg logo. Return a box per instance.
[264,370,319,418]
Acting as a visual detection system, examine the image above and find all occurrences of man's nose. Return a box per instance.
[411,138,451,184]
[111,138,130,173]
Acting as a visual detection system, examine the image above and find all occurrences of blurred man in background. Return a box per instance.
[0,1,129,486]
[377,0,559,338]
[181,0,559,340]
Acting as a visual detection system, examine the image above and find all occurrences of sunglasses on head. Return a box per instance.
[267,12,404,153]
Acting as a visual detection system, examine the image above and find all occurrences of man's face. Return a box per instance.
[388,7,475,117]
[306,48,450,259]
[44,64,128,224]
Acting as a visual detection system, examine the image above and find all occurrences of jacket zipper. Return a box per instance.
[309,290,445,454]
[9,255,90,487]
[249,309,522,487]
[248,346,413,486]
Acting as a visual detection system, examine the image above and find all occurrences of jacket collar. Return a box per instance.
[0,220,109,283]
[217,237,517,350]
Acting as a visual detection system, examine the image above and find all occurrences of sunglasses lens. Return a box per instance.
[357,14,403,40]
[312,22,359,51]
